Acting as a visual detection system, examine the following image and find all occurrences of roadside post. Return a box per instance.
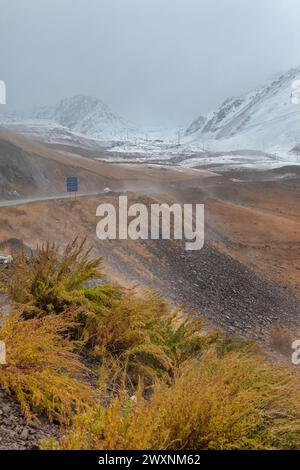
[66,176,78,200]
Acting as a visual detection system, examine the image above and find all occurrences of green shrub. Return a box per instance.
[1,238,101,317]
[80,287,210,384]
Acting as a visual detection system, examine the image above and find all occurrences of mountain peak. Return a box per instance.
[35,95,138,139]
[37,95,110,128]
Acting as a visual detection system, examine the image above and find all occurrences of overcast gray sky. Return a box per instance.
[1,0,300,126]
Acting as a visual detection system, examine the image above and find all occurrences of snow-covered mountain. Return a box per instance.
[0,95,143,150]
[185,67,300,155]
[2,67,300,169]
[36,95,140,140]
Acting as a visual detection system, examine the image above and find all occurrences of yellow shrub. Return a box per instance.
[153,350,300,449]
[0,312,95,422]
[44,389,167,450]
[45,348,300,450]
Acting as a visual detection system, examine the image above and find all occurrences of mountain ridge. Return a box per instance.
[185,66,300,154]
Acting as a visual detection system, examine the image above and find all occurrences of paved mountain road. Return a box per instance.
[0,191,104,208]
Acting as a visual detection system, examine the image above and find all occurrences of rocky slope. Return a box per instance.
[0,389,58,450]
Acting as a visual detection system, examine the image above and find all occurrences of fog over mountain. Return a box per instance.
[1,0,300,126]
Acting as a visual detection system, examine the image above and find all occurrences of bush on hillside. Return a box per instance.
[0,239,210,384]
[2,238,300,452]
[0,311,94,422]
[45,347,300,450]
[0,238,101,317]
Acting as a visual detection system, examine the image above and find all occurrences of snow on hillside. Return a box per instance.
[36,95,140,141]
[185,67,300,156]
[0,115,109,150]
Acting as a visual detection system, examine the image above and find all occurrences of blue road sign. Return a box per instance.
[66,176,78,193]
